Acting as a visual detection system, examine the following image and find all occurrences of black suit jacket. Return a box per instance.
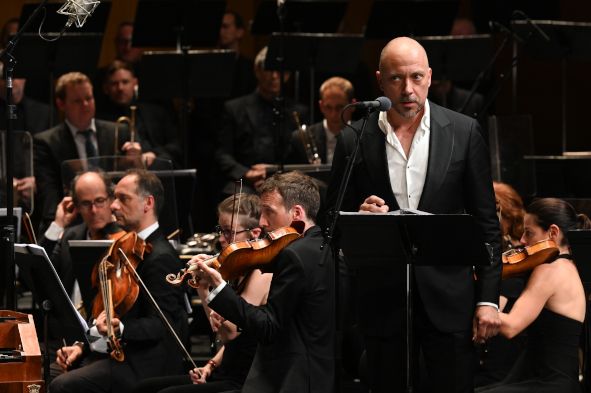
[285,122,328,164]
[96,101,182,167]
[111,227,188,392]
[214,91,307,193]
[209,226,334,393]
[34,119,130,231]
[326,101,501,334]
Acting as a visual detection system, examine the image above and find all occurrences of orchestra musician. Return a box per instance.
[214,47,307,195]
[326,36,502,393]
[195,171,335,393]
[97,60,183,167]
[38,170,120,377]
[34,71,142,233]
[286,76,356,165]
[475,182,528,387]
[133,192,272,393]
[50,169,187,393]
[478,198,591,392]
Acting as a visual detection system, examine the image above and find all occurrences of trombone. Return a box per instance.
[293,111,321,165]
[114,105,137,155]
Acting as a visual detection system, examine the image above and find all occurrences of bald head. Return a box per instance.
[379,37,429,72]
[376,37,432,121]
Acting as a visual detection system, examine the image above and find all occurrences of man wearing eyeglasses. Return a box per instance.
[38,170,120,378]
[40,170,119,307]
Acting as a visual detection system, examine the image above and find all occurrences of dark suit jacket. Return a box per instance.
[111,227,188,392]
[214,91,307,193]
[209,226,334,393]
[285,122,328,164]
[326,101,501,335]
[34,119,130,232]
[96,101,182,167]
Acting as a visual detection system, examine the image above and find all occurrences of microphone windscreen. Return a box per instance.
[376,96,392,111]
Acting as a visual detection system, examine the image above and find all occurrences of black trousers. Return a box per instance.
[132,374,242,393]
[364,293,475,393]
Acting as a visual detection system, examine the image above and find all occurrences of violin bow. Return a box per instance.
[230,180,243,243]
[117,248,201,376]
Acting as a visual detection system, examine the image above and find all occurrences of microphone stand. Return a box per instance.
[0,0,49,310]
[322,105,372,393]
[273,1,287,174]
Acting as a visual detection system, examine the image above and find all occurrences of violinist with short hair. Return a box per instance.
[195,171,335,393]
[133,192,272,393]
[50,169,187,393]
[478,198,591,393]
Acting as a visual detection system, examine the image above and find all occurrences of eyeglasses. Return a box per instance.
[214,225,252,239]
[77,197,110,210]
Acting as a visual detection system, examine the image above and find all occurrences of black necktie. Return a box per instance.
[79,129,97,158]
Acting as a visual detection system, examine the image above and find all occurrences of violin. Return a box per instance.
[502,239,559,279]
[167,223,304,289]
[90,231,152,361]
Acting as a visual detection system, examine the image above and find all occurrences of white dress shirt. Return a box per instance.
[322,119,338,164]
[378,100,430,210]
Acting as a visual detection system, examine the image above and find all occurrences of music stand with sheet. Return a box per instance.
[68,240,113,318]
[266,33,364,123]
[338,211,492,391]
[132,0,225,48]
[15,243,90,383]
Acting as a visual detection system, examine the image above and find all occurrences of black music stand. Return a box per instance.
[512,20,591,154]
[132,0,225,48]
[138,50,235,167]
[11,33,103,115]
[68,240,113,318]
[15,244,89,383]
[338,211,492,392]
[365,0,459,39]
[251,0,348,35]
[266,33,364,123]
[569,230,591,290]
[416,34,493,82]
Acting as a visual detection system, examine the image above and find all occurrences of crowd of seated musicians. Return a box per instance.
[25,168,591,393]
[4,28,591,393]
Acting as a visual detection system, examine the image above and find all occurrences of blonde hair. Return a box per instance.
[55,72,91,100]
[319,77,354,102]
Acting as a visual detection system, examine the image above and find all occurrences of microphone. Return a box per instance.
[57,0,100,29]
[349,96,392,112]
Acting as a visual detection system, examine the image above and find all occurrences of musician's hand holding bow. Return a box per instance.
[359,195,389,213]
[189,366,210,384]
[96,310,121,336]
[57,344,83,371]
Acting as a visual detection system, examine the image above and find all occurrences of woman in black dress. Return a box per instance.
[478,198,591,393]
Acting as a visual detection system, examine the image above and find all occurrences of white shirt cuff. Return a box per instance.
[476,302,499,311]
[88,321,125,353]
[206,282,227,304]
[44,221,64,241]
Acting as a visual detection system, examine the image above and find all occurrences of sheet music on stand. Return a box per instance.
[14,243,90,343]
